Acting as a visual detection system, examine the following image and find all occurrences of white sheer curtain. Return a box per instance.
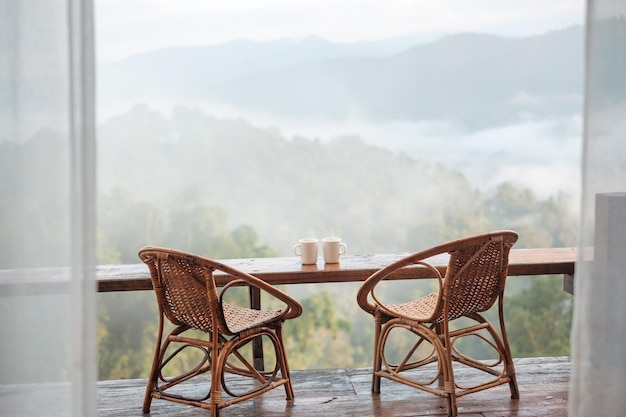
[570,1,626,416]
[0,0,96,416]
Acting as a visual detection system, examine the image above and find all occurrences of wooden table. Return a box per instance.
[97,247,576,291]
[0,247,576,296]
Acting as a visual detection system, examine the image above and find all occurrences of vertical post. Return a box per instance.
[249,286,265,370]
[563,274,574,294]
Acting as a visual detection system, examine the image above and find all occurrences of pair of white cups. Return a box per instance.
[294,237,347,264]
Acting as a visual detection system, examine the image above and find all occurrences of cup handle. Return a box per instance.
[294,244,301,256]
[339,243,347,254]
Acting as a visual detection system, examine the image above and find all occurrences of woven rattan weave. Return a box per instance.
[139,247,302,416]
[357,231,519,417]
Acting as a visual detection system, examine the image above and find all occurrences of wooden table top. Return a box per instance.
[0,247,576,296]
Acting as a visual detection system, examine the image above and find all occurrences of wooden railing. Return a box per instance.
[1,247,576,297]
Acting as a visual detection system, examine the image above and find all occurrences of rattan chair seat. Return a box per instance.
[223,303,286,333]
[383,292,440,322]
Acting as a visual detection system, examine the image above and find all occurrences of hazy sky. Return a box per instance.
[95,0,584,63]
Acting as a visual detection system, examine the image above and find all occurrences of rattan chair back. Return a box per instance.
[440,232,515,322]
[144,250,218,332]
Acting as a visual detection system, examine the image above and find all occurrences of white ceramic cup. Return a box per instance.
[294,238,319,264]
[322,237,347,264]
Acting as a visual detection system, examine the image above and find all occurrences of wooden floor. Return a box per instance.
[96,356,569,417]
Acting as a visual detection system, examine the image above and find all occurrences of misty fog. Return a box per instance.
[179,103,582,201]
[90,27,585,260]
[98,29,583,201]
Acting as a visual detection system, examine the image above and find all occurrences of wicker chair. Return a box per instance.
[138,247,303,416]
[356,231,519,417]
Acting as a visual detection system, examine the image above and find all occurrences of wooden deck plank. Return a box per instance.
[95,356,570,416]
[0,358,568,416]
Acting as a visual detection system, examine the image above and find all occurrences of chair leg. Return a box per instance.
[143,314,166,413]
[438,323,457,417]
[142,353,158,412]
[275,326,295,400]
[497,298,519,399]
[142,381,155,414]
[210,335,224,413]
[503,338,519,399]
[509,372,519,399]
[372,314,383,393]
[446,395,457,417]
[434,322,446,386]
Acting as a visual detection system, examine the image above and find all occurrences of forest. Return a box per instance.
[0,105,575,381]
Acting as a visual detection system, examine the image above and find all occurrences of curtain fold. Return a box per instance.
[0,0,96,416]
[570,1,626,416]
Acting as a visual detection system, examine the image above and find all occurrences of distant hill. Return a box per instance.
[98,26,584,130]
[98,32,440,104]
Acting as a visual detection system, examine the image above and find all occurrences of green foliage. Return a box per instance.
[505,276,573,357]
[98,188,164,264]
[0,107,577,379]
[96,105,492,255]
[486,183,577,248]
[97,291,158,380]
[283,291,352,369]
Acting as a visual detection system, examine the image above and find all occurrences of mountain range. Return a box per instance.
[98,26,584,130]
